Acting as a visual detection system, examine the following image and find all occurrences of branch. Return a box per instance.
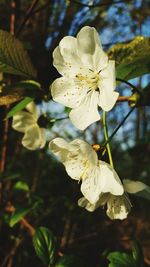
[16,0,40,37]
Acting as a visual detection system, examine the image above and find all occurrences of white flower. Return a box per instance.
[12,102,46,150]
[49,138,124,204]
[78,179,148,220]
[51,26,119,130]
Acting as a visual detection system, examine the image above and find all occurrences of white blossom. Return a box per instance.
[12,102,46,150]
[49,138,124,204]
[78,179,148,220]
[51,26,119,130]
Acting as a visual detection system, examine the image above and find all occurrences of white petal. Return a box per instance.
[99,61,119,111]
[69,91,100,130]
[51,77,86,108]
[12,111,36,133]
[70,139,98,165]
[81,166,104,204]
[99,161,124,195]
[53,46,82,77]
[99,90,119,112]
[57,36,83,74]
[49,137,71,162]
[106,194,132,220]
[26,101,38,118]
[123,179,148,194]
[49,138,97,180]
[22,125,46,150]
[77,26,108,72]
[78,197,99,212]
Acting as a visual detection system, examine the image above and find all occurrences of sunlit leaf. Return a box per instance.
[0,30,37,78]
[13,181,29,192]
[7,97,34,118]
[107,252,136,267]
[108,36,150,81]
[33,226,57,266]
[132,240,144,267]
[9,206,31,227]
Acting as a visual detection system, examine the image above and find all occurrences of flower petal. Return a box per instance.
[69,91,100,130]
[99,61,119,111]
[81,166,104,204]
[53,45,82,77]
[78,197,99,212]
[106,194,132,220]
[123,179,148,194]
[12,111,36,133]
[49,137,71,162]
[22,124,46,150]
[77,26,108,72]
[49,138,98,180]
[26,101,38,118]
[99,161,124,195]
[51,77,86,108]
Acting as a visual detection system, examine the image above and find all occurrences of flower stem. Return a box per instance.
[103,111,114,168]
[102,106,135,148]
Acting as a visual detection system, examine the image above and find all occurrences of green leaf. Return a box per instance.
[107,252,136,267]
[33,226,57,266]
[55,255,83,267]
[132,240,144,267]
[0,30,37,78]
[7,97,33,118]
[13,181,29,192]
[9,206,31,227]
[108,36,150,81]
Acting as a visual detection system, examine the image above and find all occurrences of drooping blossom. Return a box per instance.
[12,102,46,150]
[49,138,124,204]
[78,179,148,220]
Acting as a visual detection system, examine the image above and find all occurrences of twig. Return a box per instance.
[1,235,23,267]
[16,0,40,37]
[0,0,15,199]
[117,96,130,102]
[101,106,135,149]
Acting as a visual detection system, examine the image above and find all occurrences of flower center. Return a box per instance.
[75,71,100,91]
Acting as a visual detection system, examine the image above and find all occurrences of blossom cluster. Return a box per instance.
[12,26,147,220]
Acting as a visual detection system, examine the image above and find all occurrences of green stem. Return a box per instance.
[102,106,135,148]
[103,111,114,168]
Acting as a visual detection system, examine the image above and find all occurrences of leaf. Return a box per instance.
[132,240,144,267]
[0,30,37,78]
[55,255,83,267]
[6,97,34,118]
[135,186,150,201]
[107,252,136,267]
[9,206,31,227]
[0,80,42,106]
[13,181,29,192]
[0,87,24,105]
[108,36,150,81]
[33,227,57,266]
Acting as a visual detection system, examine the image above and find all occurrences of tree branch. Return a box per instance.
[16,0,40,36]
